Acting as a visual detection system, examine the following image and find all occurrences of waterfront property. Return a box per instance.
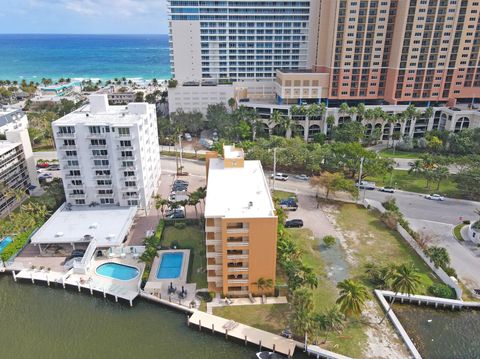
[204,146,278,297]
[40,81,82,97]
[52,94,161,210]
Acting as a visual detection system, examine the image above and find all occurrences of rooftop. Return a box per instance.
[53,94,153,126]
[204,158,275,218]
[0,140,20,155]
[31,204,137,247]
[0,108,25,127]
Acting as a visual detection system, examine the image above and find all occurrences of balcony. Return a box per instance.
[227,279,249,285]
[120,165,136,171]
[90,155,109,160]
[227,266,248,273]
[86,132,106,139]
[92,164,110,170]
[95,184,113,189]
[207,264,222,271]
[68,193,86,199]
[118,156,136,161]
[67,184,83,189]
[120,176,137,181]
[226,227,249,234]
[206,239,221,245]
[56,132,76,138]
[59,145,77,150]
[227,240,249,247]
[121,185,139,191]
[117,145,134,150]
[98,193,115,199]
[63,164,80,170]
[227,290,249,296]
[94,175,112,180]
[207,276,223,283]
[65,174,82,179]
[116,133,134,139]
[206,252,221,259]
[205,226,221,233]
[227,254,249,260]
[122,194,140,200]
[89,144,107,150]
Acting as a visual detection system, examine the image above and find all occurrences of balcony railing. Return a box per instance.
[63,164,80,170]
[226,241,249,247]
[205,226,221,233]
[56,132,76,138]
[68,193,86,199]
[94,175,112,180]
[226,227,249,234]
[92,165,110,170]
[122,194,140,200]
[117,145,134,150]
[206,239,221,245]
[206,264,222,271]
[59,145,77,150]
[90,155,109,160]
[227,266,248,273]
[227,254,249,260]
[89,145,107,150]
[86,132,106,139]
[65,174,82,179]
[67,184,84,189]
[227,279,249,285]
[118,156,136,161]
[95,184,113,189]
[206,252,221,259]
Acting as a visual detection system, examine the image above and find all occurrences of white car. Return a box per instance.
[425,193,445,201]
[379,186,395,193]
[271,173,289,181]
[184,133,192,141]
[293,174,309,181]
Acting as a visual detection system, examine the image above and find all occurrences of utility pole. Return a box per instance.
[272,147,277,190]
[358,156,366,205]
[178,134,184,174]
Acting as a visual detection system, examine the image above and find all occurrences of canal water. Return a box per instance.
[0,275,262,359]
[393,303,480,359]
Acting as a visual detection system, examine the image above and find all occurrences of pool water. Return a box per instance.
[0,237,13,254]
[157,252,184,279]
[96,263,139,281]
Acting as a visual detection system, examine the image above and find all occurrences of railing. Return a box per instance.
[227,266,248,273]
[68,193,86,199]
[90,155,109,160]
[205,226,221,233]
[67,184,84,189]
[56,132,76,138]
[227,254,249,260]
[95,184,113,189]
[227,241,249,247]
[118,156,136,161]
[89,145,107,149]
[206,264,222,271]
[227,279,249,285]
[86,132,106,139]
[206,252,221,259]
[65,174,82,179]
[226,227,249,234]
[63,164,80,170]
[94,175,112,180]
[117,145,134,150]
[122,194,140,200]
[59,145,77,150]
[206,239,221,245]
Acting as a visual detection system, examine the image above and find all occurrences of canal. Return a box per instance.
[0,275,262,358]
[393,303,480,359]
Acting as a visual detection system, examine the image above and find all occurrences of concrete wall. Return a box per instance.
[170,21,202,82]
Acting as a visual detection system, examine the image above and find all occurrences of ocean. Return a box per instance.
[0,34,171,82]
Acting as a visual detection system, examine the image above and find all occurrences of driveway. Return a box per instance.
[408,218,480,292]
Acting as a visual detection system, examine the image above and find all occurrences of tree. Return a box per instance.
[155,197,169,219]
[188,192,200,218]
[379,263,421,324]
[271,110,292,137]
[167,79,178,88]
[336,279,369,319]
[425,246,450,269]
[291,287,315,347]
[408,159,424,176]
[432,166,449,190]
[252,277,273,295]
[427,135,443,153]
[227,97,237,111]
[323,235,336,248]
[332,121,365,143]
[313,306,344,344]
[135,92,144,102]
[455,167,480,201]
[309,172,357,203]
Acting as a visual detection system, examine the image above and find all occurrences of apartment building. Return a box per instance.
[52,94,161,210]
[204,146,277,297]
[168,0,314,82]
[309,0,480,107]
[0,108,28,136]
[0,129,39,217]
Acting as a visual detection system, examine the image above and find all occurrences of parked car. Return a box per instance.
[293,174,309,181]
[48,164,60,171]
[200,138,214,149]
[38,173,52,179]
[174,179,188,185]
[36,162,50,168]
[379,186,395,193]
[166,211,185,219]
[184,133,192,141]
[271,173,289,181]
[280,198,298,211]
[285,219,303,228]
[356,181,376,190]
[425,193,445,201]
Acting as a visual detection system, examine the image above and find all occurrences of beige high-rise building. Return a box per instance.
[204,146,277,297]
[309,0,480,106]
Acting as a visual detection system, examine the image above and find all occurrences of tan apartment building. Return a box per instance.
[204,146,277,297]
[307,0,480,106]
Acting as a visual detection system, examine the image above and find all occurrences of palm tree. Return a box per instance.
[155,196,169,219]
[313,306,344,344]
[356,103,366,122]
[326,114,336,139]
[196,186,207,213]
[188,192,201,218]
[336,279,370,319]
[433,166,449,190]
[408,160,424,176]
[291,287,315,350]
[253,277,273,294]
[271,110,291,137]
[228,97,237,111]
[379,263,421,324]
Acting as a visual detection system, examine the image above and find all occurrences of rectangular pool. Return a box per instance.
[0,237,13,254]
[156,252,184,279]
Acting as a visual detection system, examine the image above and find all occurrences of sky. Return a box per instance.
[0,0,169,34]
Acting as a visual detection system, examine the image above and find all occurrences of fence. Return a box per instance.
[365,199,462,299]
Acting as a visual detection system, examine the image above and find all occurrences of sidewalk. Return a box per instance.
[206,296,288,314]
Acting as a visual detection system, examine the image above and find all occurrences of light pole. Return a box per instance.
[358,156,366,204]
[177,134,184,175]
[272,147,277,190]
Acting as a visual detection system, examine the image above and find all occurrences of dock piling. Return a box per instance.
[259,340,262,352]
[225,329,228,339]
[77,282,81,292]
[199,320,201,331]
[212,324,214,333]
[245,335,247,345]
[12,271,16,282]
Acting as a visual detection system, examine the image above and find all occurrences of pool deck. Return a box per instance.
[10,250,145,306]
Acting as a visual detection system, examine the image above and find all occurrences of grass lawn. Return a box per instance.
[366,169,461,198]
[453,223,465,242]
[272,190,297,200]
[162,225,207,288]
[335,203,439,294]
[379,148,422,159]
[160,150,206,161]
[213,304,291,334]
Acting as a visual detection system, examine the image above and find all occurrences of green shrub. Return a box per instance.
[428,283,455,299]
[463,220,471,225]
[443,266,457,278]
[0,230,34,262]
[323,235,336,248]
[196,291,213,302]
[382,198,400,213]
[174,222,186,230]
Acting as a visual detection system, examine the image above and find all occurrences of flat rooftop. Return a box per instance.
[0,140,20,155]
[31,204,137,247]
[205,158,275,218]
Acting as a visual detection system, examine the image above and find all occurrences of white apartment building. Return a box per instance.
[0,108,28,136]
[52,95,161,210]
[168,0,314,82]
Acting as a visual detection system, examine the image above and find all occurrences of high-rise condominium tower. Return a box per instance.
[168,0,314,82]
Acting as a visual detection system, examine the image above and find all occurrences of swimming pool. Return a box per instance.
[156,252,184,279]
[96,263,139,281]
[0,237,13,254]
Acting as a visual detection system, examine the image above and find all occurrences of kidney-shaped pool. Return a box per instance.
[96,263,139,281]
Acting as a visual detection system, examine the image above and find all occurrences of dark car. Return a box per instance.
[174,180,188,185]
[280,198,298,211]
[166,211,185,219]
[285,219,303,228]
[172,184,188,191]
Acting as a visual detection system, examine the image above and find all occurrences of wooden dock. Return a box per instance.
[188,310,297,357]
[12,269,139,306]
